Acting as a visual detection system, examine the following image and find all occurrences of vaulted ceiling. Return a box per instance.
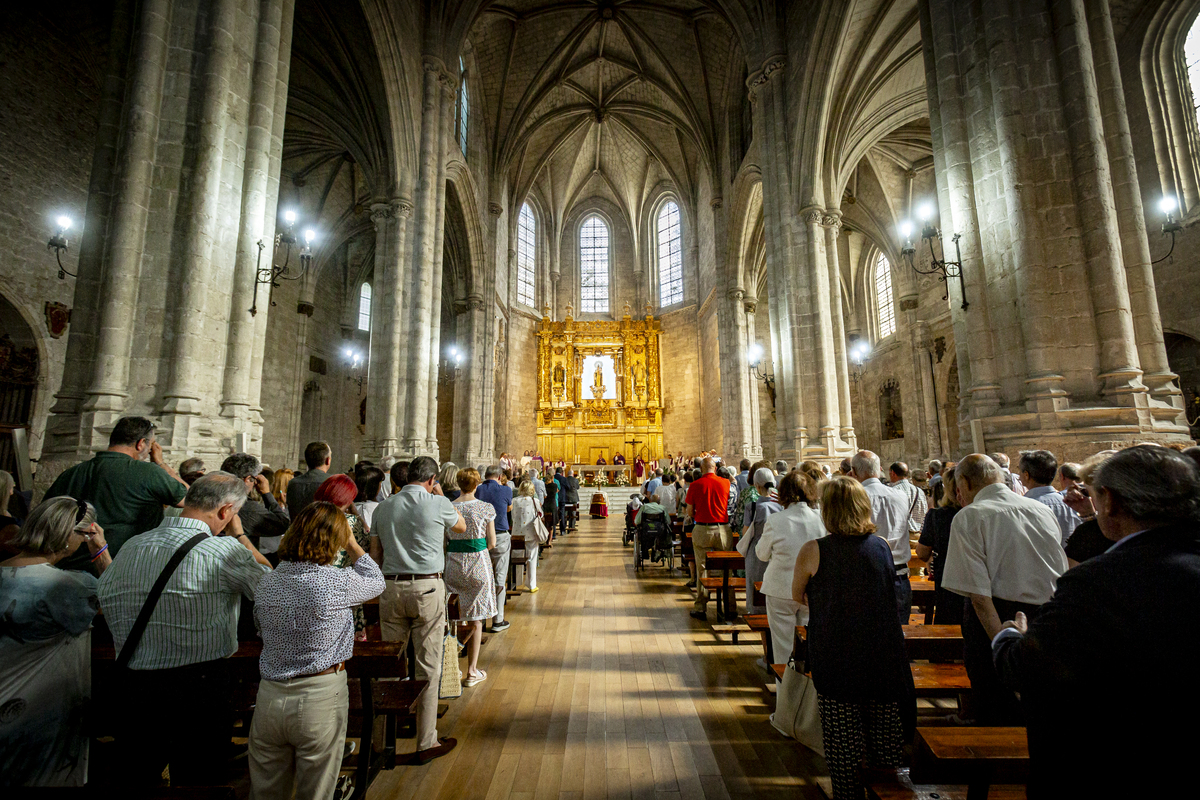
[468,1,744,232]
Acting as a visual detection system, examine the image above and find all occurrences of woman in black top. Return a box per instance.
[793,477,915,800]
[543,469,559,535]
[915,467,963,625]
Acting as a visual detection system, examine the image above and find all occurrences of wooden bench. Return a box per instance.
[770,661,969,698]
[93,640,416,800]
[744,613,772,663]
[911,727,1029,800]
[911,576,937,624]
[902,624,963,661]
[868,771,1027,800]
[703,550,745,620]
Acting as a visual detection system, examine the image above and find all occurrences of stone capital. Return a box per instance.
[711,196,723,210]
[466,293,486,312]
[821,211,842,234]
[488,202,504,217]
[726,287,745,303]
[800,206,824,226]
[743,299,757,315]
[369,202,393,228]
[391,197,414,217]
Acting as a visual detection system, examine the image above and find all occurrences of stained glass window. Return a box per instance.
[657,200,683,306]
[457,57,469,157]
[517,203,536,307]
[876,252,895,339]
[580,216,609,313]
[358,283,372,331]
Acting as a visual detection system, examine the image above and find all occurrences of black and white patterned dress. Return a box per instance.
[446,499,497,622]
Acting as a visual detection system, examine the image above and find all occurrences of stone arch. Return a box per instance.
[726,166,764,293]
[1165,331,1200,437]
[444,161,488,300]
[0,286,47,485]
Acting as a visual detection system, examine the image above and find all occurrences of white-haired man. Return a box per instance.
[942,454,1066,725]
[851,450,913,626]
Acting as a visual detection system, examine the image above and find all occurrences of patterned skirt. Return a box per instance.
[445,550,497,621]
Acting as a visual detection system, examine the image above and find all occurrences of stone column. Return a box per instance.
[718,287,755,459]
[1086,0,1180,404]
[744,297,763,459]
[800,207,841,455]
[82,0,173,420]
[823,212,856,449]
[221,0,288,431]
[423,71,457,455]
[455,294,488,464]
[402,58,447,454]
[366,199,412,458]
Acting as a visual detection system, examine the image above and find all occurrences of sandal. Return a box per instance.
[463,669,488,687]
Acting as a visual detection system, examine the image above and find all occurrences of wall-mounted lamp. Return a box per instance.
[849,341,870,386]
[440,345,466,385]
[747,342,776,408]
[899,203,969,310]
[344,346,366,390]
[1152,195,1182,265]
[251,210,315,316]
[48,215,75,279]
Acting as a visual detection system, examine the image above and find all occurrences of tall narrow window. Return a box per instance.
[657,200,683,306]
[1187,21,1200,129]
[358,283,372,331]
[457,57,469,157]
[517,203,536,307]
[580,215,609,313]
[875,253,896,339]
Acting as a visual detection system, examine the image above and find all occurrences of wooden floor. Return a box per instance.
[366,513,826,800]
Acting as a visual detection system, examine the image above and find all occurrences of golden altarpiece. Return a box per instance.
[536,305,664,465]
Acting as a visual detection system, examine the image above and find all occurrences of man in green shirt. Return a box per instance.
[45,416,189,571]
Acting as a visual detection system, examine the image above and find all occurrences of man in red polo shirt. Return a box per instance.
[685,457,732,621]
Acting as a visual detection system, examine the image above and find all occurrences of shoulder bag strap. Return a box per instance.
[116,532,209,668]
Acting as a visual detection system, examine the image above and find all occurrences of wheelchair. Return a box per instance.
[634,511,672,572]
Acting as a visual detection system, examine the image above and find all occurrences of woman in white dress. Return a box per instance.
[756,471,824,678]
[511,481,543,592]
[448,468,496,687]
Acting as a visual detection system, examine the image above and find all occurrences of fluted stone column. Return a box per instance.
[823,212,856,449]
[366,199,412,458]
[454,294,488,464]
[41,0,296,480]
[744,298,763,459]
[424,71,457,455]
[718,287,755,459]
[918,0,1187,455]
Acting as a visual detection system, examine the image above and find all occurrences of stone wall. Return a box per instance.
[503,310,541,454]
[698,295,723,451]
[659,305,703,455]
[0,6,106,468]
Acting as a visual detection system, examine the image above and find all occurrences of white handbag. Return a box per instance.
[533,514,551,545]
[769,657,825,757]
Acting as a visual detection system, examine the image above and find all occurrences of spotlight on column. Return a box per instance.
[48,214,77,279]
[1152,195,1183,264]
[747,342,764,366]
[746,341,775,408]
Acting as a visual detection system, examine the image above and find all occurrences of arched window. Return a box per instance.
[457,57,469,157]
[1187,22,1200,129]
[517,203,536,307]
[875,252,896,339]
[657,200,683,307]
[580,215,610,313]
[358,283,372,331]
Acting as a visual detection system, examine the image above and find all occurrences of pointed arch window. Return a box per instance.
[457,56,469,157]
[580,215,609,313]
[358,283,372,331]
[875,252,896,339]
[517,203,536,307]
[657,200,683,307]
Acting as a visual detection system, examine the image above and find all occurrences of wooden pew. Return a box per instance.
[772,657,969,698]
[910,727,1029,800]
[910,576,937,624]
[868,772,1027,800]
[703,550,745,620]
[902,624,963,661]
[744,614,772,663]
[92,640,418,800]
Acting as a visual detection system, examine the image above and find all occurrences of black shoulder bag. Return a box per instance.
[115,532,209,668]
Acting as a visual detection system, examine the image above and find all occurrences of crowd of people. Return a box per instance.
[0,417,558,793]
[3,416,1199,797]
[623,444,1200,799]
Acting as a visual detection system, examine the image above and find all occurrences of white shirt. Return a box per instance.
[892,478,927,533]
[658,482,677,516]
[860,477,912,566]
[1024,485,1082,542]
[755,503,826,602]
[941,482,1067,605]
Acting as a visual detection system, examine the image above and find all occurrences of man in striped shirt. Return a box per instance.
[98,471,270,786]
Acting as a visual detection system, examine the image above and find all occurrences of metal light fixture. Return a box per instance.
[250,210,314,316]
[849,341,870,386]
[344,346,366,390]
[48,215,76,279]
[439,345,466,385]
[747,342,776,408]
[1152,195,1182,265]
[899,203,968,310]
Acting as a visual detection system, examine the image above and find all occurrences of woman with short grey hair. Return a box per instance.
[439,462,461,501]
[0,496,109,785]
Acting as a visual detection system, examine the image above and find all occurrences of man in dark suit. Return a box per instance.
[560,468,580,533]
[991,445,1200,798]
[286,441,334,519]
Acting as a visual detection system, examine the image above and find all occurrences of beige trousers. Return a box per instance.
[248,670,348,800]
[379,577,446,750]
[691,523,732,612]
